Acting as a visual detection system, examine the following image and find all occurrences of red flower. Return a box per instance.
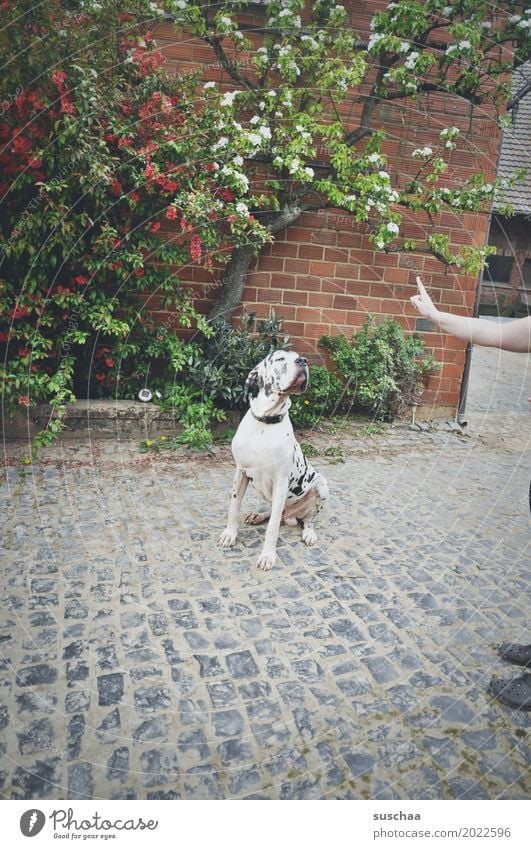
[51,70,67,89]
[130,191,139,204]
[95,373,106,382]
[60,97,75,115]
[73,275,87,286]
[18,347,31,357]
[165,180,178,193]
[110,180,122,196]
[165,206,178,220]
[105,358,115,369]
[149,222,161,232]
[134,267,145,277]
[144,163,156,180]
[18,395,30,407]
[190,235,202,262]
[220,188,234,202]
[0,332,10,342]
[227,214,237,223]
[9,305,30,319]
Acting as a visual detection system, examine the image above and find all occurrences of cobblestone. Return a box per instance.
[0,344,530,799]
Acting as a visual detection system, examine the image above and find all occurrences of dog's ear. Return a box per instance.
[243,367,261,404]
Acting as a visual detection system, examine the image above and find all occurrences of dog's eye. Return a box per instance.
[275,356,285,361]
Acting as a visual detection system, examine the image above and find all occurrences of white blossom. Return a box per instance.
[399,41,410,53]
[458,40,471,49]
[445,44,457,54]
[247,132,263,146]
[304,167,314,180]
[236,202,249,215]
[404,51,419,70]
[233,155,243,167]
[368,152,381,163]
[203,81,216,90]
[412,147,433,158]
[213,136,228,150]
[259,125,272,140]
[368,32,385,51]
[221,91,240,106]
[250,115,260,125]
[386,222,399,234]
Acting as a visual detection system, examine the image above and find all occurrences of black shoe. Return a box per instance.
[489,672,531,711]
[498,643,531,668]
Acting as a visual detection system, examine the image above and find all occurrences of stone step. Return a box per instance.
[4,399,215,440]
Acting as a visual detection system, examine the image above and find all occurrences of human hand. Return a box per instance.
[410,276,440,322]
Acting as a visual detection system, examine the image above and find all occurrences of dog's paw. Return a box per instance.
[256,550,276,571]
[244,512,269,525]
[218,527,237,548]
[302,526,317,546]
[316,476,329,501]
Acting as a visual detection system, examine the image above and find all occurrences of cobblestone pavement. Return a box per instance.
[1,343,529,800]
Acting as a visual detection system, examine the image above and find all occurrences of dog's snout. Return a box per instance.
[295,356,308,366]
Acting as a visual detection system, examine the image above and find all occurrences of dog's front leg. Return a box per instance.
[218,468,249,548]
[256,479,289,571]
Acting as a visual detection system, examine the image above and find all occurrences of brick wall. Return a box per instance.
[153,2,504,415]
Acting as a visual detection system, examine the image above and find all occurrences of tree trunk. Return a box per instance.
[208,204,303,321]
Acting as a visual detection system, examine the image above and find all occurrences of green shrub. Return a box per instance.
[182,310,291,410]
[290,365,344,427]
[320,317,439,421]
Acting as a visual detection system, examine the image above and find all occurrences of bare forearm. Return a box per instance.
[432,310,531,353]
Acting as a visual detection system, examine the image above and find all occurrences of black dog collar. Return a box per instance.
[251,410,286,425]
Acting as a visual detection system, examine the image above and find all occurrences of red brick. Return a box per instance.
[283,291,309,306]
[255,288,281,304]
[309,261,336,278]
[333,294,358,310]
[308,292,334,308]
[259,256,284,272]
[284,259,311,275]
[296,307,322,323]
[334,263,358,279]
[304,322,332,338]
[321,279,346,294]
[268,274,297,289]
[296,276,323,292]
[299,245,324,260]
[324,247,350,263]
[311,230,337,246]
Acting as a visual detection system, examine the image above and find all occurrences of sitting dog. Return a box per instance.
[218,350,329,570]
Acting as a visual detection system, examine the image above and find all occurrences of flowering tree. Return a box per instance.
[0,0,269,449]
[166,0,531,320]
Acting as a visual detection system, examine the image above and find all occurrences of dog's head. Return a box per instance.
[244,350,309,409]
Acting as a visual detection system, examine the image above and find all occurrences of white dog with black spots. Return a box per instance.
[218,350,329,571]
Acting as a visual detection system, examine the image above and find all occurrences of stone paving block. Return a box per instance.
[1,345,530,799]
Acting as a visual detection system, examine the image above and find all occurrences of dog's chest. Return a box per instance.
[231,412,316,501]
